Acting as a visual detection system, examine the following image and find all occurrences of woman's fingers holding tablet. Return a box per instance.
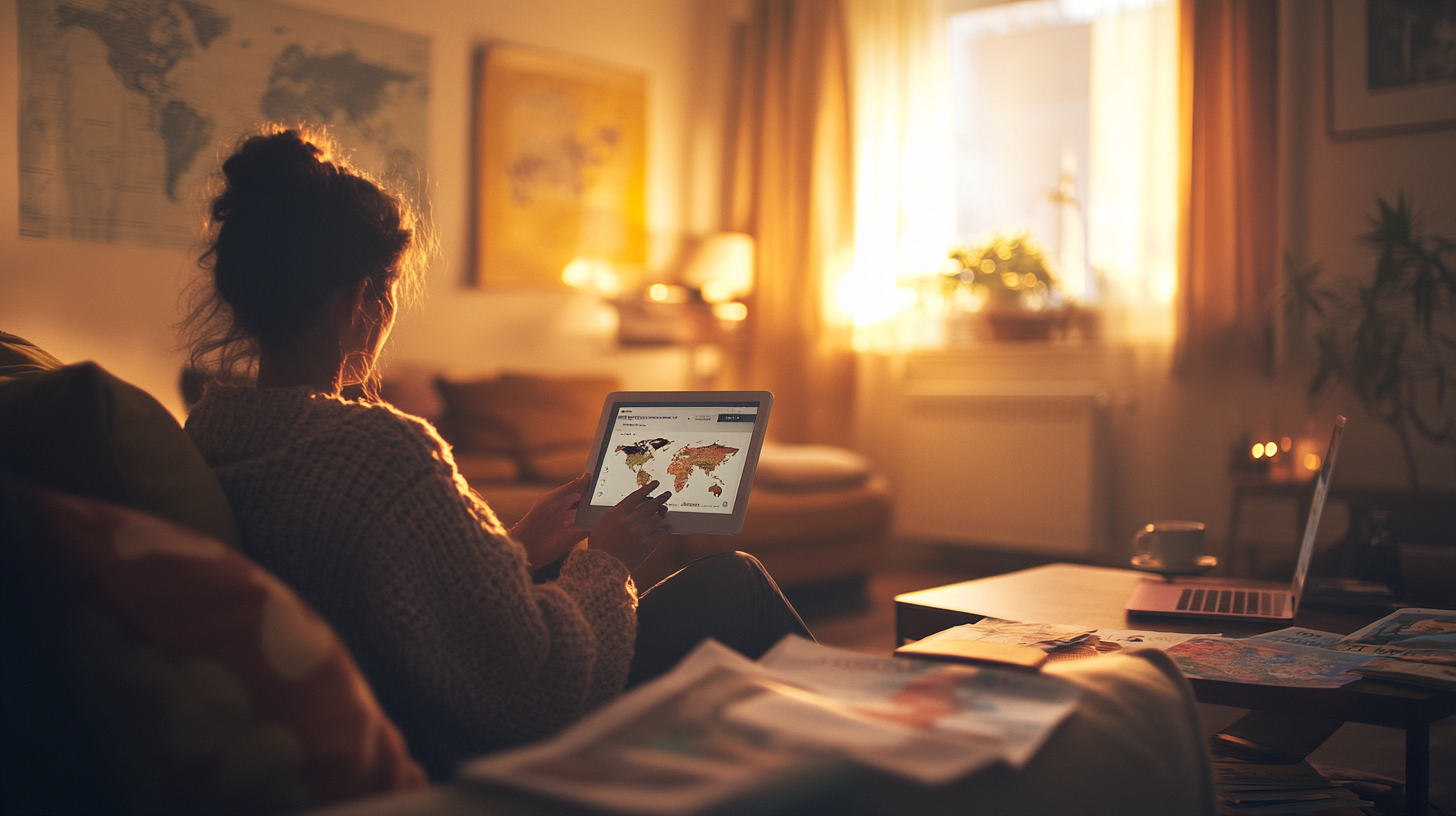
[512,472,594,569]
[589,481,673,571]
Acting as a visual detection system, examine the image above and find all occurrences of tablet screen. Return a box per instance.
[588,402,760,515]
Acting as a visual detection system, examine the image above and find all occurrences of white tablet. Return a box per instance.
[574,391,773,536]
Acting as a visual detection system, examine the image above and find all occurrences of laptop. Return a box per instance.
[1125,416,1345,622]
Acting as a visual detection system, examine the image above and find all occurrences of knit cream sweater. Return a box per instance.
[185,384,637,778]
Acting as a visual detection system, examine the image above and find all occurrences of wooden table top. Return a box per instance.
[895,562,1385,637]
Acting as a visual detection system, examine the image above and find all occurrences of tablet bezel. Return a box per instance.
[574,390,773,536]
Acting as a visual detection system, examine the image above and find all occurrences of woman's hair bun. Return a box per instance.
[217,130,333,214]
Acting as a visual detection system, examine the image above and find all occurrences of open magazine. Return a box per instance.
[462,637,1082,815]
[1327,608,1456,665]
[1326,608,1456,691]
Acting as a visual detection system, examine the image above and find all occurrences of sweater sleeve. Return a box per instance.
[312,407,637,775]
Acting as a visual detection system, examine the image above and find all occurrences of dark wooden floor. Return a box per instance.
[794,544,1455,815]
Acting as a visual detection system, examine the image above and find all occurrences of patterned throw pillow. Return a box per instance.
[26,489,427,814]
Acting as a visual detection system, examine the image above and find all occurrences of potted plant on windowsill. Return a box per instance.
[940,232,1074,342]
[1284,192,1456,491]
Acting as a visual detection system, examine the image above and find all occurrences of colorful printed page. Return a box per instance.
[1166,637,1375,687]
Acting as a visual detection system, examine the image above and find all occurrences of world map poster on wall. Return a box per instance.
[18,0,429,247]
[475,44,646,287]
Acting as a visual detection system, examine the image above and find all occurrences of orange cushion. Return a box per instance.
[435,374,617,481]
[24,489,427,813]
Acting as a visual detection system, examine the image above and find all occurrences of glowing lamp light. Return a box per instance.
[561,258,622,297]
[562,258,594,288]
[1292,427,1323,480]
[650,284,691,303]
[1251,444,1265,459]
[701,279,736,303]
[1263,441,1277,457]
[683,233,754,304]
[712,301,748,322]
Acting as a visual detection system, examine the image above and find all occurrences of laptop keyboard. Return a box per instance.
[1175,588,1285,617]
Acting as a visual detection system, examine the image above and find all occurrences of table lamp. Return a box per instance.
[681,232,755,304]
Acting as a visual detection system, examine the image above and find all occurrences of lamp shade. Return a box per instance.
[681,233,755,303]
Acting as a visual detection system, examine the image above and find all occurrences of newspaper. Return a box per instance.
[758,636,1082,769]
[1328,608,1456,665]
[909,620,1219,656]
[1092,628,1219,650]
[917,617,1096,650]
[462,637,1082,814]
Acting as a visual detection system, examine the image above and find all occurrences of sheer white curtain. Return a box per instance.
[1087,0,1179,340]
[839,0,956,346]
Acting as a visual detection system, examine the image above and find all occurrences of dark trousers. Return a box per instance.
[627,550,815,686]
[532,550,813,685]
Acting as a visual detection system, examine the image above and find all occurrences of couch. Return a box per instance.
[1,334,1213,815]
[1,333,426,814]
[386,370,893,590]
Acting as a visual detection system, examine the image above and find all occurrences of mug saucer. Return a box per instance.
[1130,553,1218,580]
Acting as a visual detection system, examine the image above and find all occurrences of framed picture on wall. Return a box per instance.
[1328,0,1456,139]
[473,44,647,287]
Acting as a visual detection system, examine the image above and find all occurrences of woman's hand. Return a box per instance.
[511,473,590,570]
[588,480,672,571]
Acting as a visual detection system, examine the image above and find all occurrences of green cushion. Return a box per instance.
[0,361,243,548]
[0,332,65,379]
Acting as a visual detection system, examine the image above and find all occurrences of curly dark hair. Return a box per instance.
[180,125,429,388]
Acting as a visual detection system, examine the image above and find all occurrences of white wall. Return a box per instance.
[1,0,737,415]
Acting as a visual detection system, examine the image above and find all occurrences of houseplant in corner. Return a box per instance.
[940,232,1072,341]
[1285,192,1456,490]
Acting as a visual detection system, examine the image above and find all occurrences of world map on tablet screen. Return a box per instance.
[591,406,757,514]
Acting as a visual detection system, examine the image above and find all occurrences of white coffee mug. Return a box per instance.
[1133,520,1205,570]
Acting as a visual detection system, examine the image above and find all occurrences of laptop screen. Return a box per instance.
[1290,416,1346,614]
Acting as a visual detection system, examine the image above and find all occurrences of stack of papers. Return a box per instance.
[1213,758,1372,814]
[1351,657,1456,691]
[1329,608,1456,690]
[896,618,1215,665]
[464,636,1083,815]
[912,617,1097,650]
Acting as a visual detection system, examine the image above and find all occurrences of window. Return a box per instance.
[947,0,1178,340]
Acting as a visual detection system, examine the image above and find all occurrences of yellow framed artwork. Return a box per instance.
[474,44,647,287]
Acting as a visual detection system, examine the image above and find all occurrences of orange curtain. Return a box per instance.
[1177,0,1278,373]
[725,0,855,445]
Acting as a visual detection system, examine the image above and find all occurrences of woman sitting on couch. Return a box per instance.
[181,126,811,779]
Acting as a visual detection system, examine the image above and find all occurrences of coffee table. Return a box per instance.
[895,563,1456,815]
